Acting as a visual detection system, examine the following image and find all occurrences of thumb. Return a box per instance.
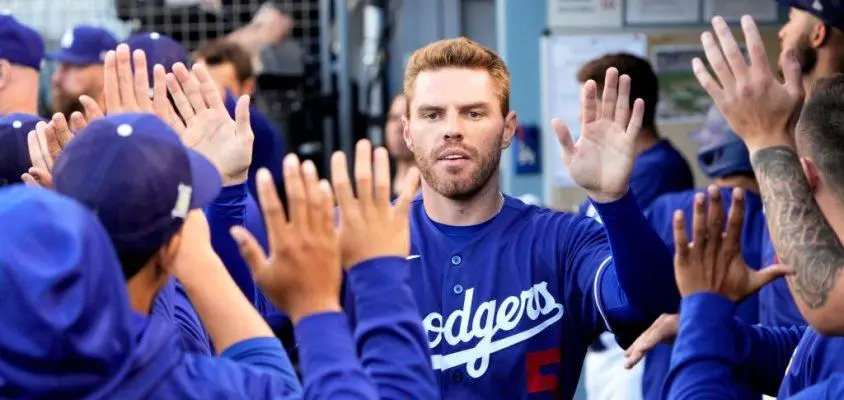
[230,225,268,279]
[749,264,796,293]
[781,48,805,99]
[551,118,575,165]
[235,95,253,139]
[395,167,421,217]
[29,167,53,188]
[79,95,104,120]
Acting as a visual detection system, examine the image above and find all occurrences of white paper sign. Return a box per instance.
[547,0,623,28]
[540,34,648,192]
[626,0,701,25]
[703,0,779,22]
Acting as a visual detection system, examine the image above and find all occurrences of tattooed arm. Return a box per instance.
[752,146,844,334]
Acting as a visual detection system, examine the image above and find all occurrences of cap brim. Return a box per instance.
[186,149,222,209]
[46,50,99,65]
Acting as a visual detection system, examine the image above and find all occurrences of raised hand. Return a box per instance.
[331,140,421,270]
[624,313,678,369]
[165,62,253,186]
[552,67,644,203]
[673,185,794,300]
[694,16,803,152]
[231,158,341,324]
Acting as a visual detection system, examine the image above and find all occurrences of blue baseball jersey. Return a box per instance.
[342,192,680,399]
[579,139,694,217]
[759,227,806,327]
[641,187,766,399]
[779,329,844,397]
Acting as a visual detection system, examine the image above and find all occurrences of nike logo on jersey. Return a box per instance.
[407,255,421,260]
[423,281,564,378]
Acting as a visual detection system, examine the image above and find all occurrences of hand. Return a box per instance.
[331,140,421,270]
[624,313,678,369]
[674,185,794,300]
[21,167,53,188]
[26,112,74,173]
[552,68,644,203]
[166,62,254,186]
[168,210,218,279]
[230,157,341,324]
[694,16,803,152]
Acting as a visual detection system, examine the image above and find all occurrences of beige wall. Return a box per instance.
[549,26,782,211]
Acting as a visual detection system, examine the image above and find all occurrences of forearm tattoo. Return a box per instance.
[752,146,844,309]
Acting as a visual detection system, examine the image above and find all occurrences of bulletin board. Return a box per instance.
[539,25,784,210]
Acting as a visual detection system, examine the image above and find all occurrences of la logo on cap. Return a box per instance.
[813,0,824,11]
[61,29,74,49]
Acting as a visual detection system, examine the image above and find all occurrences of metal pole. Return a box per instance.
[319,0,334,174]
[334,0,354,162]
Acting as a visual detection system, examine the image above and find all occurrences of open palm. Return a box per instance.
[552,68,644,202]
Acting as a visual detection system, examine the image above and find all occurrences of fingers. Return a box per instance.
[614,74,631,126]
[152,65,186,134]
[115,44,139,111]
[600,68,619,121]
[551,118,575,164]
[624,314,678,369]
[103,50,120,113]
[283,154,309,228]
[28,167,53,188]
[581,80,599,124]
[724,187,746,246]
[79,95,104,121]
[705,185,725,284]
[691,192,707,260]
[712,16,749,82]
[692,57,724,105]
[35,122,56,170]
[21,173,40,187]
[373,147,391,208]
[51,112,73,149]
[69,111,87,133]
[395,167,421,217]
[234,95,253,139]
[166,72,196,123]
[230,225,268,279]
[330,151,356,210]
[741,15,772,77]
[625,99,645,138]
[318,180,336,235]
[780,47,805,100]
[673,210,690,261]
[192,63,226,110]
[132,49,153,111]
[27,130,48,171]
[256,168,288,246]
[700,32,736,93]
[354,140,374,212]
[302,160,322,231]
[173,62,208,113]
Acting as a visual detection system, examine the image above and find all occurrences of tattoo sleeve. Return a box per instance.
[752,146,844,309]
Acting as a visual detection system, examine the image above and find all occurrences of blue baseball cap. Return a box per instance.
[778,0,844,30]
[124,32,190,82]
[692,106,753,179]
[0,113,45,186]
[0,14,45,70]
[52,113,221,259]
[47,25,118,66]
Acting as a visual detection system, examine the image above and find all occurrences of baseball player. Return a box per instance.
[48,25,117,116]
[0,15,43,117]
[636,106,770,399]
[662,13,844,399]
[343,37,681,399]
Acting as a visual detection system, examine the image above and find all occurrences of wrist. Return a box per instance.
[586,187,629,204]
[288,298,343,325]
[745,132,794,153]
[222,171,248,187]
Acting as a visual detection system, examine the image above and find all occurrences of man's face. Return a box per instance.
[51,63,103,115]
[386,95,412,160]
[403,67,515,200]
[203,61,250,96]
[778,9,820,77]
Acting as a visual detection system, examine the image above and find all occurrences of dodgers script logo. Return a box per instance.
[423,281,564,378]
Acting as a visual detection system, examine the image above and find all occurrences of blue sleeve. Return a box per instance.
[789,374,844,400]
[733,320,806,395]
[220,337,302,394]
[151,278,213,355]
[204,183,256,304]
[591,190,679,343]
[346,256,438,400]
[664,293,742,399]
[296,312,380,399]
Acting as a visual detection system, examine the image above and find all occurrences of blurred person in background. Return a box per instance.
[384,93,414,198]
[48,25,117,116]
[0,14,45,117]
[581,52,694,400]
